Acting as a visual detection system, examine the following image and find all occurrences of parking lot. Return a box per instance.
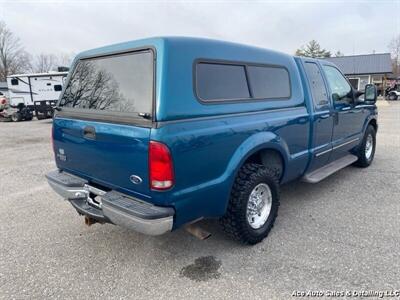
[0,101,399,299]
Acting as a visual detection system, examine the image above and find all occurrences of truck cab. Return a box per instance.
[297,57,377,177]
[46,37,377,244]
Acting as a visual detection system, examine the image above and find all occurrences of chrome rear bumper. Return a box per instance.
[46,170,174,236]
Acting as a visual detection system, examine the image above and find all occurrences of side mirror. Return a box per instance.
[364,84,377,103]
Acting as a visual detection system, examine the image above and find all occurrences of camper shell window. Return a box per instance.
[247,65,290,99]
[195,60,291,102]
[54,85,62,91]
[11,78,19,85]
[196,63,250,101]
[59,49,154,116]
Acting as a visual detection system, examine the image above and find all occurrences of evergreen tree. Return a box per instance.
[295,40,331,58]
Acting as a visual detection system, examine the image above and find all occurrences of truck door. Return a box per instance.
[302,60,334,172]
[322,64,366,161]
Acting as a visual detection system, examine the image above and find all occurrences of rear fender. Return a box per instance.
[167,131,291,228]
[220,131,289,212]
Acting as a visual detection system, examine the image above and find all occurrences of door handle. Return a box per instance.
[83,126,96,139]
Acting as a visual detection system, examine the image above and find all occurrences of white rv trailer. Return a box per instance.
[6,72,68,119]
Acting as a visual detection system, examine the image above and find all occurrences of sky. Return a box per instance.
[0,0,399,60]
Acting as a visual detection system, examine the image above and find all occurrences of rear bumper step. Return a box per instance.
[46,170,174,235]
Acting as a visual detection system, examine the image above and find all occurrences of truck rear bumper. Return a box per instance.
[46,170,174,236]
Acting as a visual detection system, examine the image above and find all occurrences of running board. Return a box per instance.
[302,154,358,183]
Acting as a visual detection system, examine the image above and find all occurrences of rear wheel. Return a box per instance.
[354,125,376,168]
[220,163,280,245]
[388,93,398,100]
[11,112,22,122]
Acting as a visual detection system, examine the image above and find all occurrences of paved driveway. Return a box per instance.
[1,101,399,299]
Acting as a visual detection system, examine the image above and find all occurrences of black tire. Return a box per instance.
[22,108,33,120]
[220,163,280,245]
[354,125,376,168]
[388,93,398,101]
[11,112,22,122]
[36,113,45,120]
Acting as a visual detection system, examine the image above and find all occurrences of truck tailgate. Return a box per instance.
[53,117,151,197]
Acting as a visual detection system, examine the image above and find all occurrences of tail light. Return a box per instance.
[149,141,174,190]
[0,98,6,105]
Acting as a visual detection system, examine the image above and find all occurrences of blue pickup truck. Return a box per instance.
[46,37,378,244]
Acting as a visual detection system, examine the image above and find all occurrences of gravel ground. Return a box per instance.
[1,101,399,299]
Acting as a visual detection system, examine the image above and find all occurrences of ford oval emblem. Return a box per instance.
[130,175,143,185]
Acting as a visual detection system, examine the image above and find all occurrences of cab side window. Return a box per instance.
[323,65,353,106]
[304,62,329,111]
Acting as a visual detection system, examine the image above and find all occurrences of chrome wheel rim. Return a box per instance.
[246,183,272,229]
[365,134,373,160]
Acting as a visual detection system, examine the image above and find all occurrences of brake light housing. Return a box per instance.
[149,141,174,190]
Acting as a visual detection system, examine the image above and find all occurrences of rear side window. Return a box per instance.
[304,62,329,110]
[247,66,290,99]
[11,78,18,85]
[195,61,290,102]
[60,50,153,114]
[196,63,250,101]
[54,84,62,91]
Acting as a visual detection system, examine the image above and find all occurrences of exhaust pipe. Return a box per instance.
[184,223,211,240]
[84,216,98,226]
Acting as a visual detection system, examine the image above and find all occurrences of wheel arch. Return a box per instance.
[368,118,377,133]
[244,148,285,181]
[220,132,290,214]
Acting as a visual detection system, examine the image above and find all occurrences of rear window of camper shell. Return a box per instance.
[59,50,154,115]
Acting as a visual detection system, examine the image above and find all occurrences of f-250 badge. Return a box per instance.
[56,148,67,161]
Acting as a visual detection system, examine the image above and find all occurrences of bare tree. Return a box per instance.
[389,34,400,77]
[30,53,57,73]
[0,20,31,81]
[62,61,123,111]
[30,52,74,73]
[56,52,74,69]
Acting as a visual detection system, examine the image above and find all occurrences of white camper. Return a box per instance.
[6,72,68,120]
